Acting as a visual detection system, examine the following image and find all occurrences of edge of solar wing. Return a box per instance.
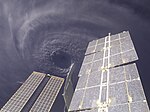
[0,72,46,112]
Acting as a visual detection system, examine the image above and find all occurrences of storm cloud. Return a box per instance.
[0,0,150,111]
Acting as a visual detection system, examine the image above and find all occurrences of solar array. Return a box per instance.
[0,72,64,112]
[69,31,149,112]
[0,72,45,112]
[29,76,64,112]
[80,31,138,77]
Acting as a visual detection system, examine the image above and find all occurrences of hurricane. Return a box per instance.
[0,0,150,111]
[16,15,92,76]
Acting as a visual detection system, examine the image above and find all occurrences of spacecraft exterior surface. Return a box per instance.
[69,31,150,112]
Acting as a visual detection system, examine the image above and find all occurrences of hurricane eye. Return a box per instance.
[51,50,71,69]
[17,16,92,76]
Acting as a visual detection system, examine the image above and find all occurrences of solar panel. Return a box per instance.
[69,31,149,112]
[69,63,149,112]
[84,32,138,68]
[0,72,45,112]
[29,76,64,112]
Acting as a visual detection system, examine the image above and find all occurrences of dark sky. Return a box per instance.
[0,0,150,111]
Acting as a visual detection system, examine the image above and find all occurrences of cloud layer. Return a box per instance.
[0,0,150,111]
